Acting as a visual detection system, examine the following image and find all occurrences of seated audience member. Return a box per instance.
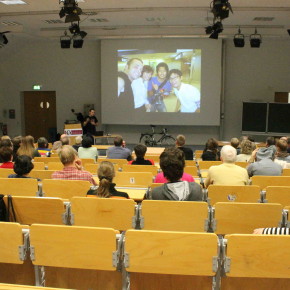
[12,136,22,161]
[266,136,275,147]
[0,135,11,141]
[128,144,154,165]
[90,161,129,199]
[247,135,255,142]
[0,139,13,163]
[78,135,98,162]
[8,155,34,178]
[230,137,240,155]
[287,137,290,154]
[107,135,132,161]
[201,138,220,161]
[147,147,202,201]
[176,134,193,160]
[72,136,82,152]
[204,145,249,188]
[0,146,14,168]
[60,134,70,146]
[247,146,282,177]
[236,139,254,162]
[17,135,40,159]
[275,139,290,163]
[253,227,290,235]
[52,140,62,151]
[37,137,51,157]
[52,145,96,185]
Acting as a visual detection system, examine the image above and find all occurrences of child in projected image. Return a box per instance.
[169,69,200,113]
[131,65,154,112]
[148,62,172,112]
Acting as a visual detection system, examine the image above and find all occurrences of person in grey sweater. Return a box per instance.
[146,147,203,201]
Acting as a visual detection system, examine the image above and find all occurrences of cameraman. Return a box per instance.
[148,62,172,112]
[83,109,98,135]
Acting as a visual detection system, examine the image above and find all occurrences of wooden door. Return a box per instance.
[23,91,57,141]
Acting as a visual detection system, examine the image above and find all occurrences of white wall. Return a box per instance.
[1,38,290,144]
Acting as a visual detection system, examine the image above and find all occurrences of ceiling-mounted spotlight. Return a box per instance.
[69,23,80,34]
[0,31,10,47]
[250,28,262,48]
[209,21,223,39]
[211,0,233,20]
[233,27,245,47]
[59,0,82,23]
[60,31,71,48]
[73,34,84,48]
[287,29,290,36]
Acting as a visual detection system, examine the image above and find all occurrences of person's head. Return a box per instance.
[17,135,35,158]
[125,58,143,82]
[134,144,147,159]
[156,62,169,81]
[220,145,237,163]
[230,137,240,149]
[256,146,276,161]
[37,137,48,149]
[58,145,78,166]
[169,69,182,90]
[276,139,288,153]
[176,134,186,147]
[12,136,22,152]
[52,141,62,151]
[247,135,255,142]
[287,137,290,148]
[114,135,123,147]
[0,146,13,162]
[266,137,275,147]
[89,109,95,117]
[160,147,185,182]
[81,135,93,148]
[0,138,13,148]
[60,134,70,145]
[280,136,288,142]
[240,139,254,155]
[117,75,125,97]
[13,155,34,176]
[204,138,218,152]
[97,161,115,198]
[141,65,154,81]
[75,136,82,145]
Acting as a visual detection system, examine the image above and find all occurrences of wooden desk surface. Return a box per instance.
[92,145,113,150]
[117,187,147,201]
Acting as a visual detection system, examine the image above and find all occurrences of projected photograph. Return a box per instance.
[117,49,201,113]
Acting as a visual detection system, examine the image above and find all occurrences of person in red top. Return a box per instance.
[52,145,96,185]
[0,146,14,169]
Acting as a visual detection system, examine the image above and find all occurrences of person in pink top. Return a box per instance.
[154,172,194,183]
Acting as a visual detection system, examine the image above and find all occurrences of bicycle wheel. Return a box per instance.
[160,136,176,147]
[140,134,154,147]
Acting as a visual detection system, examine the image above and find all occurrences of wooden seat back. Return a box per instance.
[284,206,290,227]
[80,158,95,165]
[234,162,248,168]
[185,160,197,166]
[225,234,290,278]
[102,158,128,165]
[0,168,14,178]
[213,202,283,235]
[140,200,209,232]
[251,176,290,190]
[144,155,160,163]
[71,197,136,230]
[42,179,90,199]
[30,224,117,271]
[125,230,218,276]
[114,172,153,188]
[184,166,198,177]
[198,161,222,170]
[0,178,38,196]
[29,170,55,180]
[47,162,63,170]
[32,162,45,170]
[282,168,290,176]
[4,196,66,225]
[207,185,261,204]
[265,186,290,207]
[84,163,119,174]
[122,164,158,175]
[34,157,60,164]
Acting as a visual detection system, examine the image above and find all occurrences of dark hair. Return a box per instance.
[156,62,169,75]
[266,137,275,146]
[247,135,255,142]
[0,139,13,148]
[203,138,219,154]
[114,135,123,147]
[134,144,147,158]
[160,147,185,182]
[37,137,48,148]
[13,155,34,176]
[169,69,182,78]
[142,65,153,75]
[81,135,93,148]
[0,146,13,162]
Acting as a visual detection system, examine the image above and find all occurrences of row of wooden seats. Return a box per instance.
[4,196,290,235]
[1,222,289,290]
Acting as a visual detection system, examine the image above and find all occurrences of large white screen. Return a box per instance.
[101,39,222,126]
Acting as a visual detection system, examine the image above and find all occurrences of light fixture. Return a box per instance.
[0,31,10,47]
[208,21,223,39]
[250,28,262,48]
[233,27,245,47]
[211,0,233,20]
[60,31,71,48]
[72,34,83,48]
[287,29,290,36]
[59,0,82,23]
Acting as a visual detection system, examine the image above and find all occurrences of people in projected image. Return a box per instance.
[131,65,154,112]
[148,62,172,112]
[169,69,200,113]
[117,58,143,110]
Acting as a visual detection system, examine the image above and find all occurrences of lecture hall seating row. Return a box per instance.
[0,222,289,290]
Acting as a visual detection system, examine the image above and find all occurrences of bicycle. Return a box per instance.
[139,125,176,147]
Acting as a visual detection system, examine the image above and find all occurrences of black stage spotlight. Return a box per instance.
[205,26,213,34]
[73,35,83,48]
[211,0,233,20]
[287,29,290,36]
[233,28,245,47]
[60,31,71,48]
[59,0,82,23]
[250,28,262,48]
[69,23,80,34]
[209,21,223,39]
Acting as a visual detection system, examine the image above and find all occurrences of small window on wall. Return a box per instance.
[9,109,15,119]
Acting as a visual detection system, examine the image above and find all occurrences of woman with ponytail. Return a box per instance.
[95,161,129,199]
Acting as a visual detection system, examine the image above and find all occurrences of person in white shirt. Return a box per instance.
[131,65,154,111]
[169,69,200,113]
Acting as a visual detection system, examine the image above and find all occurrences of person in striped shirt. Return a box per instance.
[253,227,290,235]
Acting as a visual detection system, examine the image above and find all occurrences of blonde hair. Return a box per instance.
[17,135,35,158]
[97,161,115,198]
